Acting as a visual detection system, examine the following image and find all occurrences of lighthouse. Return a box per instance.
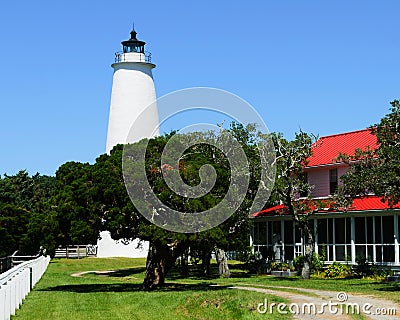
[99,26,157,258]
[106,27,159,154]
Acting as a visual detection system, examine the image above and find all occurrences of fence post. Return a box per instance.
[0,285,5,320]
[29,267,33,290]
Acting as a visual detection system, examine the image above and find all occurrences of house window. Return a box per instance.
[329,168,338,194]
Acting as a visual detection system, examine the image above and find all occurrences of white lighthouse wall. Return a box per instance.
[97,231,149,258]
[106,62,159,154]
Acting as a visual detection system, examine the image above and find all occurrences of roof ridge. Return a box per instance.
[318,128,371,140]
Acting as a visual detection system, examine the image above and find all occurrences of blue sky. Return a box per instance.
[0,1,399,176]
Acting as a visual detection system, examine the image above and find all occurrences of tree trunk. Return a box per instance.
[215,248,230,278]
[143,242,171,290]
[301,220,314,280]
[201,249,211,276]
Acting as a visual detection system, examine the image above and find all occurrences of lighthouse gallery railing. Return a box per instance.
[114,51,152,63]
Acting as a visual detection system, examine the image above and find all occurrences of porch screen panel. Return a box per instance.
[284,221,293,243]
[355,217,366,260]
[375,217,382,243]
[366,217,373,244]
[317,219,327,243]
[355,217,366,243]
[335,218,346,261]
[254,222,260,245]
[382,216,394,243]
[284,220,294,260]
[335,218,345,243]
[258,222,267,245]
[346,217,351,260]
[382,216,395,262]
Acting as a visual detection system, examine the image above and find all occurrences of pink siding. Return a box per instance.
[338,165,348,187]
[308,168,329,197]
[307,165,349,198]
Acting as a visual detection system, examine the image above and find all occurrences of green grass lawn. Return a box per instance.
[12,258,290,320]
[12,258,400,319]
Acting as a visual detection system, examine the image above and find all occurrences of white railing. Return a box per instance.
[0,255,50,320]
[54,244,97,258]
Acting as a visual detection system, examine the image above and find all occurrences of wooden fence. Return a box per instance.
[0,255,50,320]
[54,245,97,258]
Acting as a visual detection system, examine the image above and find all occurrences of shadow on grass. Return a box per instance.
[377,283,400,292]
[98,267,147,277]
[166,263,252,281]
[40,282,228,293]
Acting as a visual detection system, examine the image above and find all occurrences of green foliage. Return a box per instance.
[293,252,324,274]
[352,258,393,278]
[0,171,57,256]
[0,203,30,256]
[0,170,55,212]
[340,100,400,206]
[324,262,352,278]
[270,262,294,271]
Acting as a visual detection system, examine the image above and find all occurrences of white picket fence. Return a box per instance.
[0,256,50,320]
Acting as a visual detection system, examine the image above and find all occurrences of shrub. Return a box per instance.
[353,258,393,278]
[246,253,270,274]
[270,262,294,271]
[293,253,324,274]
[325,262,352,278]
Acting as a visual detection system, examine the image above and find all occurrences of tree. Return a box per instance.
[339,100,400,206]
[272,131,330,279]
[0,203,30,256]
[0,171,57,256]
[102,124,273,289]
[52,162,102,246]
[44,123,271,289]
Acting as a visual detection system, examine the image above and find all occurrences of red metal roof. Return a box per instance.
[349,196,400,211]
[252,196,400,217]
[306,129,378,167]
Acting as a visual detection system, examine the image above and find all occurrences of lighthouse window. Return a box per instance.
[123,44,144,53]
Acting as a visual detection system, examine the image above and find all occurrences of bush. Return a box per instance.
[293,253,324,274]
[270,262,294,271]
[353,258,393,278]
[246,252,270,274]
[325,262,352,278]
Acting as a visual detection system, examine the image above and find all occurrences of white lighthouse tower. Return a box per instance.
[106,27,159,154]
[98,26,157,258]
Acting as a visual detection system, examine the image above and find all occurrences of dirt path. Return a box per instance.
[70,270,115,277]
[225,285,399,320]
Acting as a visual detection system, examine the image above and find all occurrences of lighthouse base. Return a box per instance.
[96,231,149,258]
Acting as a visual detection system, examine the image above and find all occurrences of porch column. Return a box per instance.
[351,217,356,264]
[250,223,254,253]
[314,218,318,254]
[281,220,285,261]
[395,214,399,265]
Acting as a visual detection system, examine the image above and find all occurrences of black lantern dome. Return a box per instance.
[121,28,146,54]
